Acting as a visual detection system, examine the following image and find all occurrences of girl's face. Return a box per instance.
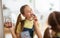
[23,6,33,19]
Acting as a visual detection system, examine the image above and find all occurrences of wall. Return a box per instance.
[0,0,4,38]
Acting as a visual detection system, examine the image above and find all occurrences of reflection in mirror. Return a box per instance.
[3,4,13,38]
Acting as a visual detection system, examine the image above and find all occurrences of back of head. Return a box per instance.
[48,11,60,31]
[20,5,28,14]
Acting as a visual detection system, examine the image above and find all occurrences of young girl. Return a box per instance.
[44,11,60,38]
[9,5,42,38]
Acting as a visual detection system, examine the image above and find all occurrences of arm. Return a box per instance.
[33,16,42,38]
[10,29,17,38]
[34,21,42,38]
[9,22,21,38]
[10,29,21,38]
[8,23,17,38]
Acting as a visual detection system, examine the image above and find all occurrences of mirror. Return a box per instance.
[2,0,60,38]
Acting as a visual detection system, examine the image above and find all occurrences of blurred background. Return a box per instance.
[1,0,60,38]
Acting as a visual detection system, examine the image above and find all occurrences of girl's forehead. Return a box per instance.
[24,6,31,10]
[24,7,32,13]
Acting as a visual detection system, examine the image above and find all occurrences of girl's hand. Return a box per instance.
[33,15,42,38]
[33,15,39,26]
[9,23,15,33]
[5,22,14,32]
